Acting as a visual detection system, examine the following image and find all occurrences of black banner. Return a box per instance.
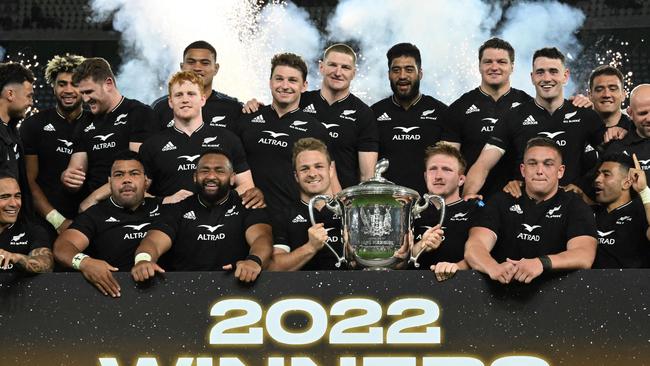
[0,270,648,366]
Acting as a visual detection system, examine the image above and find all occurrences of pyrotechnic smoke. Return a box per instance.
[497,1,585,97]
[89,0,321,104]
[329,0,585,103]
[0,46,5,61]
[88,0,585,105]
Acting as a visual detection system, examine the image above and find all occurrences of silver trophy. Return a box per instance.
[308,159,445,270]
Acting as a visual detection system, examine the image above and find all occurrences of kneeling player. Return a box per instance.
[0,173,53,273]
[131,150,272,282]
[412,143,481,281]
[465,137,597,284]
[592,153,650,268]
[268,138,343,271]
[54,151,162,297]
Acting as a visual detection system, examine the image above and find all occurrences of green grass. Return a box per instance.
[356,248,395,260]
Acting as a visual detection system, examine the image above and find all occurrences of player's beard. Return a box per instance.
[196,178,230,205]
[390,78,420,102]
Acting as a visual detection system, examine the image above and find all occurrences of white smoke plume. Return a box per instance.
[88,0,322,104]
[0,46,5,62]
[328,0,586,104]
[89,0,585,105]
[497,1,586,96]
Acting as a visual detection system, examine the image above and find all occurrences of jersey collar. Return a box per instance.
[197,192,230,209]
[533,98,566,115]
[108,96,125,115]
[270,104,301,118]
[56,107,85,121]
[109,196,145,211]
[319,89,350,105]
[446,198,464,207]
[391,93,422,110]
[478,86,512,102]
[611,200,633,212]
[172,122,205,136]
[523,188,560,206]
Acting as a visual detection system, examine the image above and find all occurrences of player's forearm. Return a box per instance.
[455,259,470,270]
[234,171,255,195]
[53,240,83,268]
[330,161,342,194]
[411,240,427,256]
[248,238,273,269]
[16,248,54,273]
[87,183,111,203]
[358,151,378,182]
[548,245,596,270]
[267,244,317,271]
[463,164,489,196]
[28,180,57,219]
[135,236,167,262]
[464,240,500,274]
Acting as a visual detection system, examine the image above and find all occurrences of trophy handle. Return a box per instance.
[409,194,446,268]
[373,159,390,180]
[308,195,346,268]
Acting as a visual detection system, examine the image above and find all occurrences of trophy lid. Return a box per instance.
[336,159,421,199]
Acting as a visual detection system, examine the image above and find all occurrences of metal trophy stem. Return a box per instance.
[308,195,347,268]
[408,193,446,268]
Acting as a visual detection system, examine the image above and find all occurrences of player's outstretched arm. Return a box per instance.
[268,223,327,271]
[131,230,172,282]
[225,223,273,283]
[464,226,514,284]
[55,229,121,297]
[463,145,504,199]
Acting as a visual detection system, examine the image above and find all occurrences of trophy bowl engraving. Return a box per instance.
[309,159,445,270]
[345,194,412,269]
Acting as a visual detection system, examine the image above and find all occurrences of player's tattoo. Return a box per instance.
[16,248,54,273]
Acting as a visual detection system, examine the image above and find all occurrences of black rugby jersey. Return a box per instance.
[0,219,50,273]
[139,123,248,197]
[592,199,650,268]
[371,95,448,194]
[69,196,163,271]
[300,90,378,188]
[73,97,156,193]
[19,108,89,217]
[151,190,270,271]
[487,99,604,185]
[152,90,242,130]
[274,200,343,270]
[0,119,31,214]
[473,190,597,262]
[0,119,22,180]
[412,198,482,268]
[604,129,650,182]
[582,113,633,178]
[443,87,531,195]
[231,106,330,213]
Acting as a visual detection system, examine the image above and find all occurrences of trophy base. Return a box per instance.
[352,255,403,270]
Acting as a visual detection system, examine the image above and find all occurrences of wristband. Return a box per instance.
[246,254,263,267]
[46,209,67,229]
[538,255,552,272]
[640,187,650,205]
[72,253,89,270]
[134,252,152,265]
